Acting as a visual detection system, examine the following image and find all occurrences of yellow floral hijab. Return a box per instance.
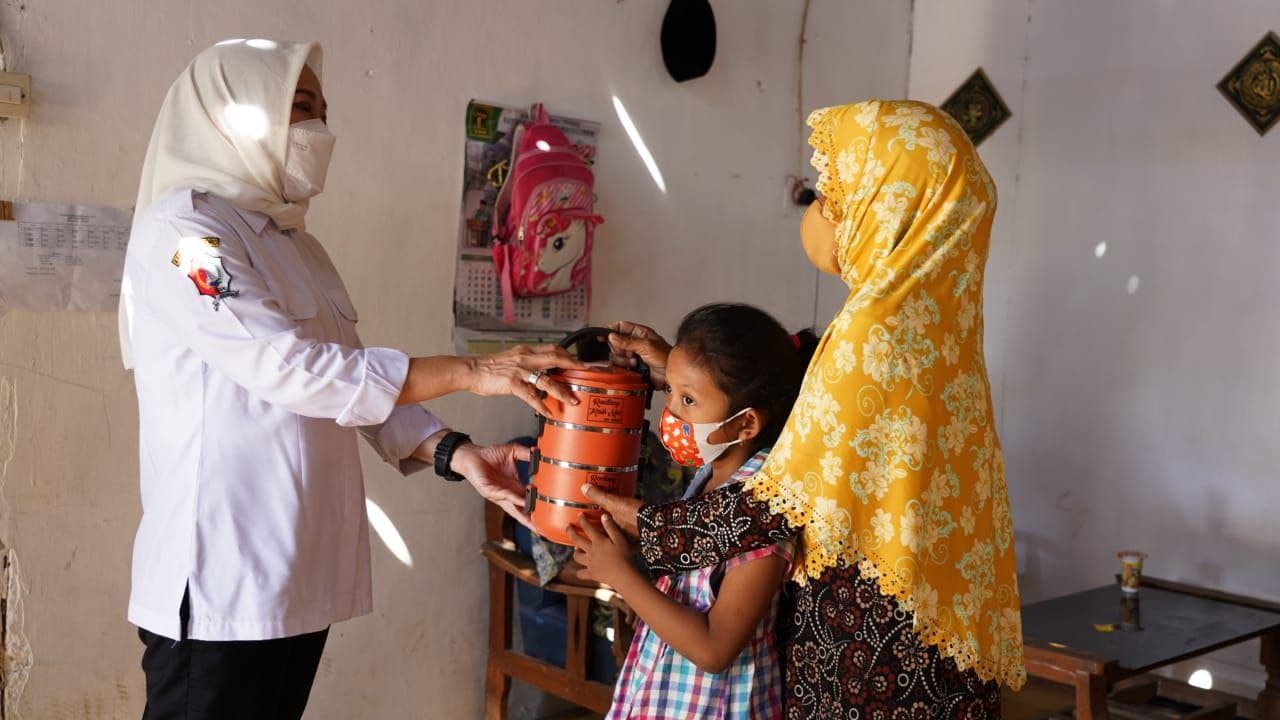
[746,100,1025,688]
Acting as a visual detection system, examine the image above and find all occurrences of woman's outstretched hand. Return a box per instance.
[466,344,584,415]
[450,441,536,529]
[401,346,585,414]
[606,321,672,389]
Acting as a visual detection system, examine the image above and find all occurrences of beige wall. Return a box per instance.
[0,2,903,717]
[3,0,1278,716]
[905,0,1280,696]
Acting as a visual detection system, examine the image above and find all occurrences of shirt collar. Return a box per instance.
[186,188,274,235]
[731,447,771,481]
[230,205,272,235]
[681,447,771,500]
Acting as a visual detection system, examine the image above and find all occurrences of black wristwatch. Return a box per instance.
[433,431,472,482]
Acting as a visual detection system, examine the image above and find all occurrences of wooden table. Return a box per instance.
[1020,577,1280,720]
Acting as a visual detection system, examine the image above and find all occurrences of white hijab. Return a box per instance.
[119,39,321,368]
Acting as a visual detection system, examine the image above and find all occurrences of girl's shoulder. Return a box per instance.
[723,537,794,574]
[706,536,793,600]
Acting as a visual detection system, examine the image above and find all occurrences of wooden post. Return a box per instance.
[565,595,590,679]
[484,563,514,720]
[611,600,634,666]
[1260,629,1280,720]
[483,503,512,720]
[1074,670,1109,720]
[0,546,7,720]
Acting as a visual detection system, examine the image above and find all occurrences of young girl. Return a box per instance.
[569,303,817,720]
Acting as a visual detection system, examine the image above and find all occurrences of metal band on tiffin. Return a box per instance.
[538,454,639,474]
[542,417,644,435]
[534,493,599,510]
[562,382,647,397]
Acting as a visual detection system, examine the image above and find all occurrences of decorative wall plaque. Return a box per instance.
[1218,32,1280,136]
[940,68,1011,146]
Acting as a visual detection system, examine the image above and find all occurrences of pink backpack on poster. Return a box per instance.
[491,103,603,325]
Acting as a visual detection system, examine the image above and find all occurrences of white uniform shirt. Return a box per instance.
[124,188,444,641]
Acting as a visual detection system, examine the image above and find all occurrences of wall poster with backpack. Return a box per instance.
[452,100,601,355]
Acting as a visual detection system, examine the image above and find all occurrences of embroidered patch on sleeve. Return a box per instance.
[171,236,239,310]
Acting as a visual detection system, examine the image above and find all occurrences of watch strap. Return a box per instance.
[433,431,471,482]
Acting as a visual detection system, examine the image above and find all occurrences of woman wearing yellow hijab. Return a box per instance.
[588,100,1025,717]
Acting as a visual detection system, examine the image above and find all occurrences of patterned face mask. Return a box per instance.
[658,406,750,467]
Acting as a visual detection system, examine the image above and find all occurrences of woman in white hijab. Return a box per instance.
[120,39,576,719]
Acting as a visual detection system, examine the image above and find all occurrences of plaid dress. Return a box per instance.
[607,450,792,720]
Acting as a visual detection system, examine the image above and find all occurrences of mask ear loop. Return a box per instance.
[721,406,752,429]
[703,406,753,450]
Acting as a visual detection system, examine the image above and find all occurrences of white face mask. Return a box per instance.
[283,119,335,202]
[694,407,751,465]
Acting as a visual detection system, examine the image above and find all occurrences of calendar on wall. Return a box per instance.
[0,201,133,316]
[451,100,598,342]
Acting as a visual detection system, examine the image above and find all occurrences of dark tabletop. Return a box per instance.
[1021,583,1280,674]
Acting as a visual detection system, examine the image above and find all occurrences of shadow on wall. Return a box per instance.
[1013,529,1062,604]
[1156,484,1278,599]
[1016,482,1280,608]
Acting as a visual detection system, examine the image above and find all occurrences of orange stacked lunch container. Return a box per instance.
[526,328,653,545]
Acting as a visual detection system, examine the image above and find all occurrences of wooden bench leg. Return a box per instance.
[611,605,634,667]
[1260,629,1280,720]
[1074,670,1109,720]
[485,662,512,720]
[566,595,590,679]
[485,565,513,720]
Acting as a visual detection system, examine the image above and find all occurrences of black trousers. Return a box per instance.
[138,597,329,720]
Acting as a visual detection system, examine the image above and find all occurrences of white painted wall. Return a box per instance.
[906,0,1280,696]
[3,0,1277,715]
[0,2,902,718]
[802,0,914,327]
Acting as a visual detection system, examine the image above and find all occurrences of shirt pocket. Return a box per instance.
[314,266,359,323]
[297,235,359,324]
[252,238,319,321]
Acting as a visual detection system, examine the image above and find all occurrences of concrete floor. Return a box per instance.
[518,676,1256,720]
[508,679,601,720]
